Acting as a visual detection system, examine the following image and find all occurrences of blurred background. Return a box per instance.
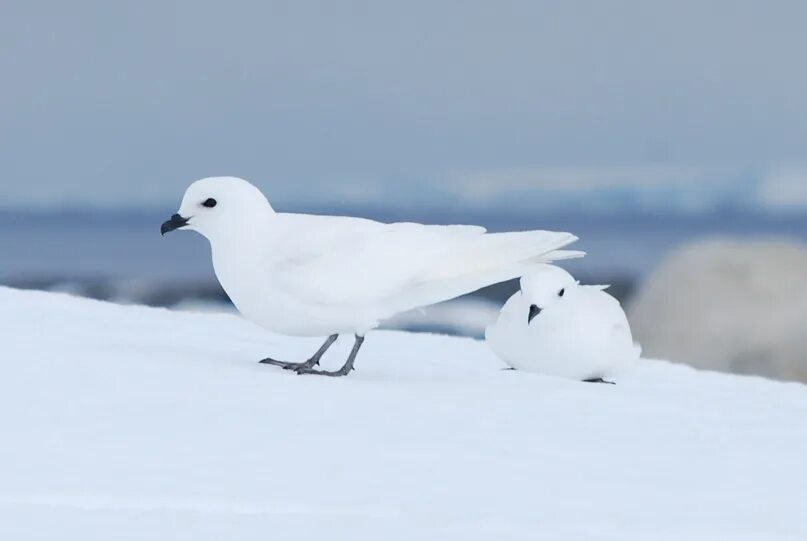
[2,1,806,380]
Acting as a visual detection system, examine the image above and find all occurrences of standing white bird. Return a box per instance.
[161,177,583,376]
[486,264,640,383]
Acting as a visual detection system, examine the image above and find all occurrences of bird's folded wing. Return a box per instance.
[272,215,579,309]
[272,219,486,307]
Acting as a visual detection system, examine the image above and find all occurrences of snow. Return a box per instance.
[1,287,806,540]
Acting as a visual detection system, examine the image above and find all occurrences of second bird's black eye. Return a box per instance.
[558,288,565,297]
[202,198,217,208]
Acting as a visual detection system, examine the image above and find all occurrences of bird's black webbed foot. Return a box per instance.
[583,377,616,385]
[258,334,338,371]
[259,357,318,370]
[291,335,365,378]
[291,364,355,377]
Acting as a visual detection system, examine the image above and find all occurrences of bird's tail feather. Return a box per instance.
[389,230,583,313]
[543,249,586,261]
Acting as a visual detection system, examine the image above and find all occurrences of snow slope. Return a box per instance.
[1,287,806,540]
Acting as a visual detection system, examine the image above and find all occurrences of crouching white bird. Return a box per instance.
[161,177,583,376]
[486,264,640,383]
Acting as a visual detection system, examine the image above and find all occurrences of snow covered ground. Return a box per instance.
[1,287,806,540]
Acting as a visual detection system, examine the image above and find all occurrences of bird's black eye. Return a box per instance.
[558,288,565,297]
[202,198,217,208]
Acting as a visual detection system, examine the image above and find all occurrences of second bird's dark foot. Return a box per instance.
[291,365,354,377]
[583,377,616,385]
[258,334,362,378]
[258,334,338,372]
[258,358,319,370]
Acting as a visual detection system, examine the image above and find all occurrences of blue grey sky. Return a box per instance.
[2,0,807,210]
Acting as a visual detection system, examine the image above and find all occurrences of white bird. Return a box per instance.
[485,264,640,383]
[161,177,583,376]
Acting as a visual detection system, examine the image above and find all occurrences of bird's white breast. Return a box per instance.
[209,230,375,337]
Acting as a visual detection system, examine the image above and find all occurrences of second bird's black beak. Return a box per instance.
[528,304,542,324]
[161,214,189,236]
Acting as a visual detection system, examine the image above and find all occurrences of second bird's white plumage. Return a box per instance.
[486,265,640,380]
[172,177,583,337]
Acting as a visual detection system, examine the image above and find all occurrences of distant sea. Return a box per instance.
[2,207,805,335]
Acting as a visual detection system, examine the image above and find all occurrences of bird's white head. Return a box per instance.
[161,177,274,242]
[520,264,578,323]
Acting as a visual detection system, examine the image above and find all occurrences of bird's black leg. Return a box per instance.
[293,335,365,377]
[259,334,339,370]
[583,377,616,385]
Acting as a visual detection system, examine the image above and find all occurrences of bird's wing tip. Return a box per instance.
[549,250,586,261]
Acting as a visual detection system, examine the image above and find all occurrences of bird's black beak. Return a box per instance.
[161,214,189,236]
[528,304,542,324]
